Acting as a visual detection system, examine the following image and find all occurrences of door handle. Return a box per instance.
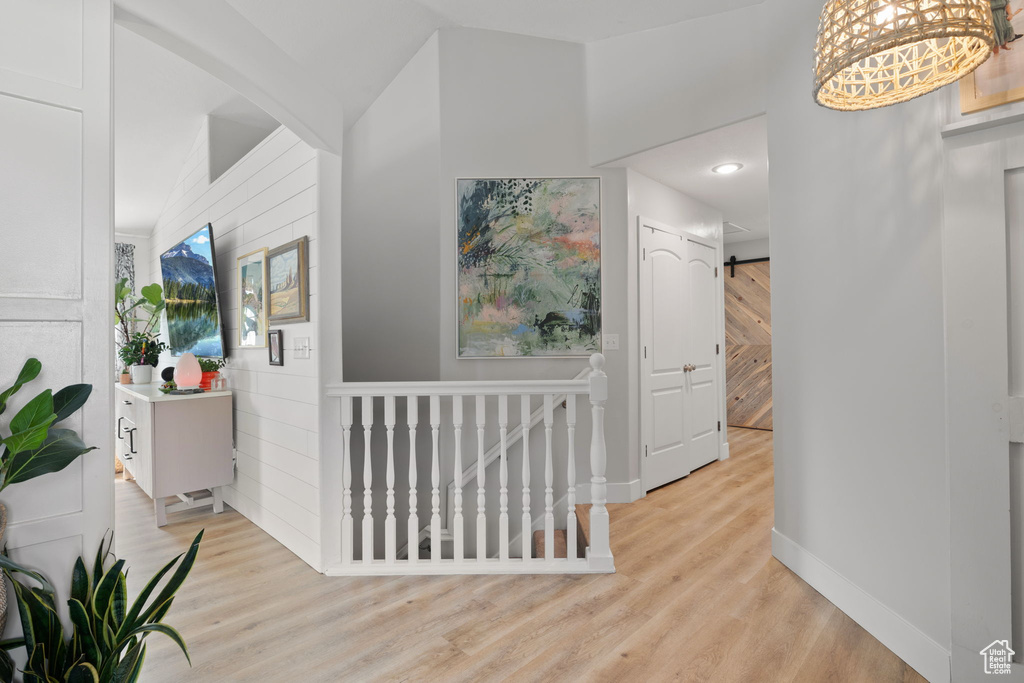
[117,416,125,439]
[128,428,137,454]
[683,364,696,372]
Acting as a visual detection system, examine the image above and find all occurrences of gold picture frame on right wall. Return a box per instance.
[961,2,1024,114]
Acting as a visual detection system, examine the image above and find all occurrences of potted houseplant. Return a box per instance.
[197,358,225,391]
[0,358,95,633]
[0,529,202,682]
[119,333,167,385]
[115,279,164,383]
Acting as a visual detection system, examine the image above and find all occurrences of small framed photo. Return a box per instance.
[267,236,310,324]
[237,248,268,348]
[268,330,283,366]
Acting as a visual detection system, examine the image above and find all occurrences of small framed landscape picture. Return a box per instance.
[268,329,283,366]
[237,248,268,348]
[268,236,310,324]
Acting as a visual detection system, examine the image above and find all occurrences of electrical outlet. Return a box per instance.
[603,334,620,350]
[294,337,311,359]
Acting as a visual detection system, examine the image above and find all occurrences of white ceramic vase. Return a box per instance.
[130,364,152,385]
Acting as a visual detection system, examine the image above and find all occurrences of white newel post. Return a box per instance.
[587,354,613,570]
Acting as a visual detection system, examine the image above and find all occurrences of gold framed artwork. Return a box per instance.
[237,248,268,348]
[268,236,310,324]
[961,3,1024,114]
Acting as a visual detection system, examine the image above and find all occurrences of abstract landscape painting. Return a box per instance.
[237,248,267,348]
[160,224,224,358]
[457,178,601,357]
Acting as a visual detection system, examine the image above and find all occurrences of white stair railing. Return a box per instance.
[325,354,614,575]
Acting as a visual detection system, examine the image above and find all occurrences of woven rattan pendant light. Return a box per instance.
[814,0,996,110]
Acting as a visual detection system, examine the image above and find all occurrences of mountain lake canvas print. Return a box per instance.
[160,224,225,357]
[457,177,601,358]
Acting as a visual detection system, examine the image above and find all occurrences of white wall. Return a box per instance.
[588,1,951,679]
[149,122,323,570]
[725,237,770,262]
[343,33,441,382]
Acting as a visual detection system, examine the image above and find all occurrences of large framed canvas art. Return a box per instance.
[961,1,1024,113]
[457,177,601,358]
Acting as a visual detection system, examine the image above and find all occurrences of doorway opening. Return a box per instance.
[609,115,771,493]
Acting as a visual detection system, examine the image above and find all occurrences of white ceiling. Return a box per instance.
[224,0,763,128]
[611,116,770,244]
[114,24,278,235]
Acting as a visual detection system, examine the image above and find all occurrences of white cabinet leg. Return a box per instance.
[154,497,167,527]
[213,487,224,514]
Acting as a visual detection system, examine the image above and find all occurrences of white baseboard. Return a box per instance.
[772,529,950,683]
[720,440,730,461]
[576,479,642,504]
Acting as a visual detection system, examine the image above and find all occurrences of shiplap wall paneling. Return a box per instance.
[150,123,323,570]
[0,0,114,639]
[724,261,772,430]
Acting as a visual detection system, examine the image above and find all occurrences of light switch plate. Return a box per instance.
[603,334,620,350]
[294,337,311,359]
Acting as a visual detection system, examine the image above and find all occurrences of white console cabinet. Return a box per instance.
[114,383,233,526]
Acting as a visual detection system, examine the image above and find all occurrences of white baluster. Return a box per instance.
[476,395,487,561]
[384,396,397,564]
[544,394,554,561]
[521,394,532,561]
[588,354,613,570]
[407,396,419,564]
[453,396,465,563]
[566,393,577,561]
[430,396,441,563]
[498,394,509,562]
[362,395,374,563]
[341,396,354,565]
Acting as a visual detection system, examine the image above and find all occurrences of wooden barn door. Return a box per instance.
[724,260,772,430]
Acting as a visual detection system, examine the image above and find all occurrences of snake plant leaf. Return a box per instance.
[4,429,98,488]
[0,649,13,683]
[112,572,127,628]
[110,642,145,683]
[0,358,41,416]
[120,623,190,665]
[68,599,99,667]
[24,644,47,683]
[115,554,179,641]
[92,559,125,623]
[3,390,56,455]
[139,530,203,626]
[92,533,111,593]
[0,553,56,595]
[52,384,92,424]
[71,557,89,605]
[139,283,162,306]
[148,596,174,625]
[66,663,100,683]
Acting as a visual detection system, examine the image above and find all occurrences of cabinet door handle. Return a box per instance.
[128,428,136,454]
[116,417,125,439]
[122,400,132,405]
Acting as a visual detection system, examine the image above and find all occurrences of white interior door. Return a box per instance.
[641,224,689,489]
[640,219,722,491]
[685,236,721,470]
[0,0,113,604]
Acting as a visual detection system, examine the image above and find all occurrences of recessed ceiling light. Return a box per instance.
[712,163,743,175]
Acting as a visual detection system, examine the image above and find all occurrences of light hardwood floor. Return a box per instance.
[115,428,925,682]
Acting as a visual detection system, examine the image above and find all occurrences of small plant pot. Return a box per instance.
[199,370,220,391]
[130,364,153,385]
[119,372,132,385]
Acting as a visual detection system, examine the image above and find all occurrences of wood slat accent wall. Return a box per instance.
[725,261,773,430]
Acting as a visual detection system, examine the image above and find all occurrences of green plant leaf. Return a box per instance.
[92,559,125,624]
[139,283,162,306]
[110,642,145,683]
[147,596,173,625]
[71,557,89,605]
[0,358,41,416]
[138,530,203,626]
[0,649,13,683]
[112,573,127,629]
[115,554,178,642]
[3,390,56,455]
[120,623,190,665]
[4,429,97,488]
[52,384,92,424]
[0,554,56,595]
[66,663,99,683]
[68,600,98,668]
